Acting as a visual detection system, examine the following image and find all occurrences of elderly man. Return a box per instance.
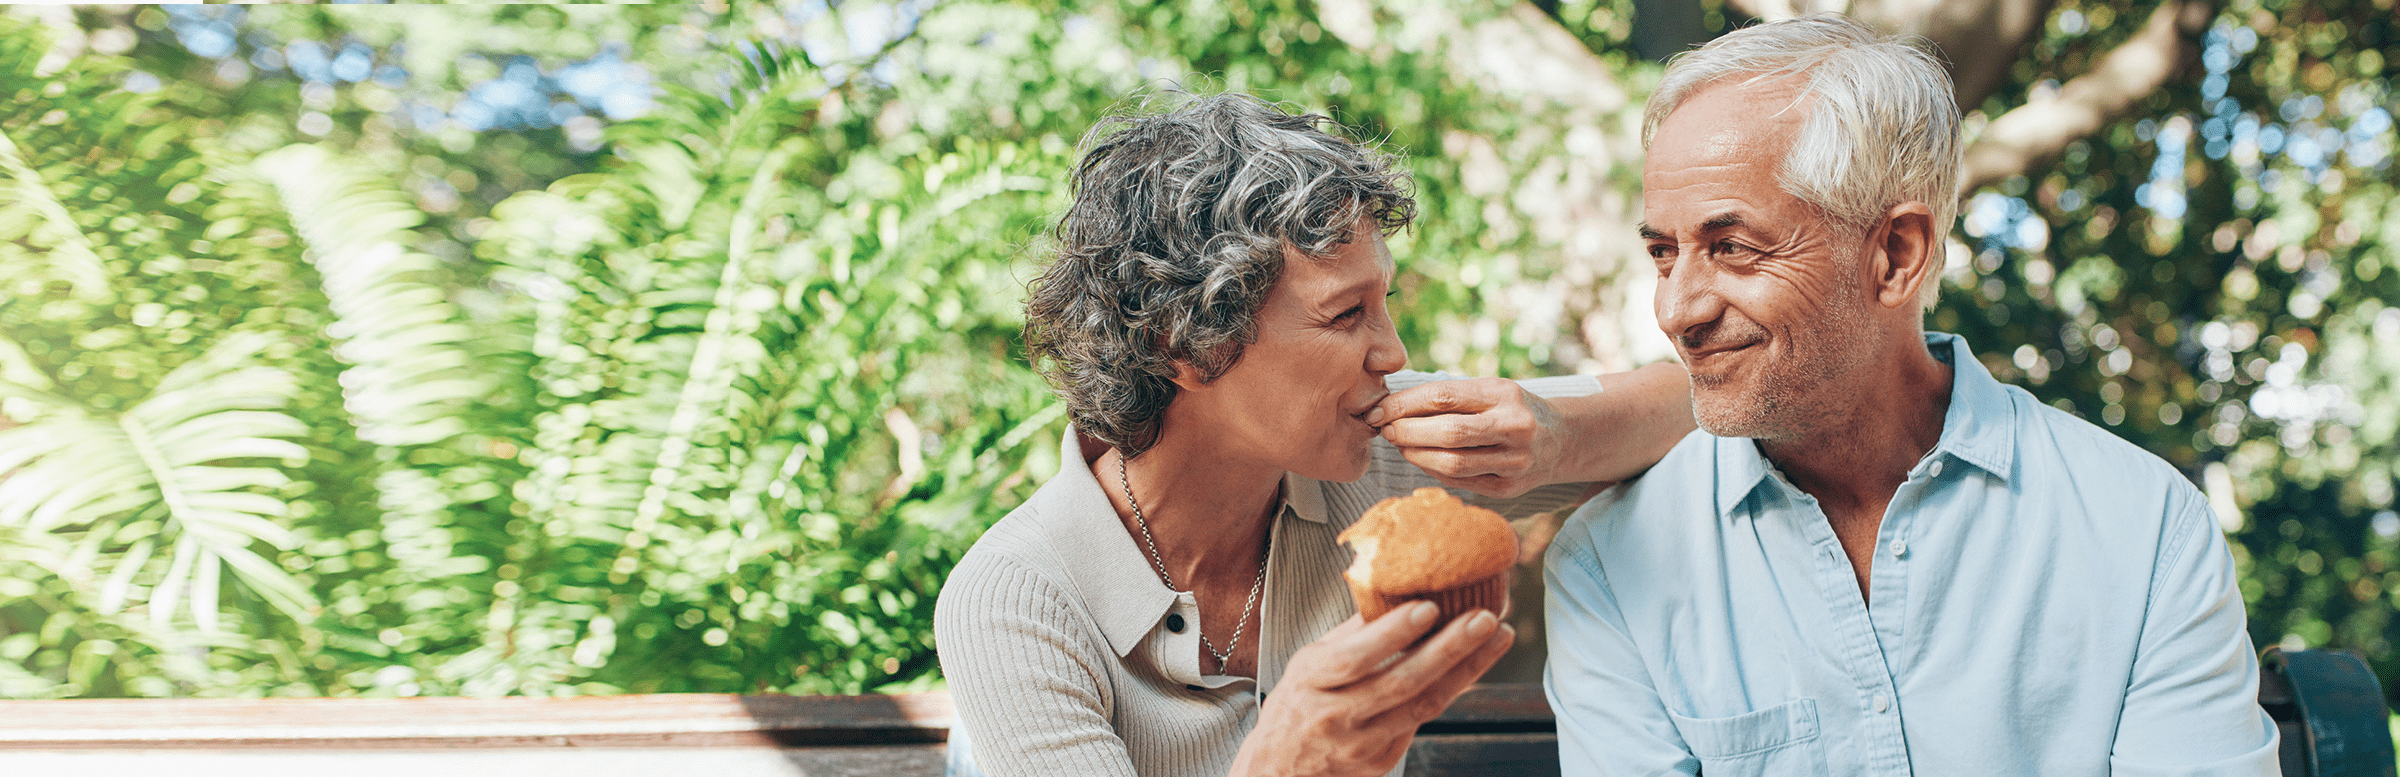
[1542,14,2278,776]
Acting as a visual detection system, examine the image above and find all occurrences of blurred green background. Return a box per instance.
[0,0,2393,708]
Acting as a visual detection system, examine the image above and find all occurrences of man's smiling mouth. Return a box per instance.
[1685,340,1760,360]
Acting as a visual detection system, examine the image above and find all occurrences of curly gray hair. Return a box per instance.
[1024,92,1416,458]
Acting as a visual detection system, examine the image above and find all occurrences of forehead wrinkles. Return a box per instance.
[1642,161,1759,192]
[1646,79,1808,172]
[1641,176,1774,232]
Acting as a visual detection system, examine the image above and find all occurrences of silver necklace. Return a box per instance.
[1118,454,1269,675]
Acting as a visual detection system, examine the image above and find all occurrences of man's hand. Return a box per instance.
[1229,602,1515,777]
[1371,378,1567,499]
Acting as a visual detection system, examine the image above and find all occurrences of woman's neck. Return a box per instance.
[1093,432,1284,593]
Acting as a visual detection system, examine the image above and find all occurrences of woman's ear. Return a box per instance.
[1167,359,1208,392]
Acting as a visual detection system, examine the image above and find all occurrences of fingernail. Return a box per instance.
[1409,601,1437,625]
[1365,407,1385,426]
[1467,610,1497,637]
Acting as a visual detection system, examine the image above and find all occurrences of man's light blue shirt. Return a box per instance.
[1543,332,2277,776]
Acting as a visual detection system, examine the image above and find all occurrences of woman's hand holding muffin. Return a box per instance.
[1222,488,1521,776]
[1227,603,1513,777]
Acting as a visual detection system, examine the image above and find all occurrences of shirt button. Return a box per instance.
[1165,614,1186,633]
[1890,539,1908,557]
[1928,460,1945,478]
[1872,694,1890,713]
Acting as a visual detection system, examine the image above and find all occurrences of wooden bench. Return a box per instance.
[0,654,2386,776]
[0,683,1546,776]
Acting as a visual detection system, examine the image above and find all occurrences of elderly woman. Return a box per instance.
[934,93,1693,777]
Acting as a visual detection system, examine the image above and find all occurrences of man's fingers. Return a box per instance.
[1380,413,1498,449]
[1300,603,1444,689]
[1395,446,1534,486]
[1392,447,1483,479]
[1374,379,1508,425]
[1396,456,1531,499]
[1434,472,1535,500]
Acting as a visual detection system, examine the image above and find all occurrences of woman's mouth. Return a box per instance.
[1348,393,1391,427]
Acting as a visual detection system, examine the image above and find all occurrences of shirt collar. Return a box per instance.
[1715,435,1776,517]
[1712,332,2018,517]
[1282,470,1330,524]
[1041,427,1182,659]
[1925,331,2018,483]
[1040,427,1319,659]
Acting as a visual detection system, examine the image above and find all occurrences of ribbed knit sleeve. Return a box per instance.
[936,547,1140,777]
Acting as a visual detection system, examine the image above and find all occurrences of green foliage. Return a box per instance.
[2,4,1094,697]
[0,16,353,698]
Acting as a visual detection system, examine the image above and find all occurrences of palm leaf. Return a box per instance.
[0,332,316,631]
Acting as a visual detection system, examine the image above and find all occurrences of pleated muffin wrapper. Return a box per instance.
[1347,568,1510,626]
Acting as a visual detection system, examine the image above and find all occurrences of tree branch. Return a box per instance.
[1958,0,2216,193]
[1859,0,2057,111]
[1451,1,1631,114]
[1726,0,2057,113]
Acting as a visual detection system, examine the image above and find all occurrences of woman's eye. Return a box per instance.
[1334,306,1365,323]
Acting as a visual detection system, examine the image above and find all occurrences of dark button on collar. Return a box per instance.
[1165,613,1186,633]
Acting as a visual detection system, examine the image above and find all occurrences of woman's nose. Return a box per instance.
[1367,309,1408,375]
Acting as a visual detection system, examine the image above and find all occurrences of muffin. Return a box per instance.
[1337,487,1516,624]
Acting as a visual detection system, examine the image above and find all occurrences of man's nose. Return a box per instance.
[1654,254,1725,343]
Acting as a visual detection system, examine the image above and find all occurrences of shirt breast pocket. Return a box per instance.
[1666,698,1825,777]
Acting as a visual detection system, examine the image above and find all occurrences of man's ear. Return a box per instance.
[1869,202,1940,310]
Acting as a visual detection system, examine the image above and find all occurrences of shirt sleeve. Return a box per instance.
[2107,494,2280,776]
[935,550,1140,777]
[1542,498,1703,776]
[1372,369,1604,520]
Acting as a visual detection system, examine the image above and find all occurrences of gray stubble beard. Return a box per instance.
[1688,274,1879,444]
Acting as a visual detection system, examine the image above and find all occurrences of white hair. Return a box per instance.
[1642,13,1962,307]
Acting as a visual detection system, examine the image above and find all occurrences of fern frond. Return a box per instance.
[255,144,481,449]
[619,143,797,555]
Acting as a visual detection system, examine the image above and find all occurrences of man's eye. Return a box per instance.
[1715,240,1752,255]
[1648,244,1675,259]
